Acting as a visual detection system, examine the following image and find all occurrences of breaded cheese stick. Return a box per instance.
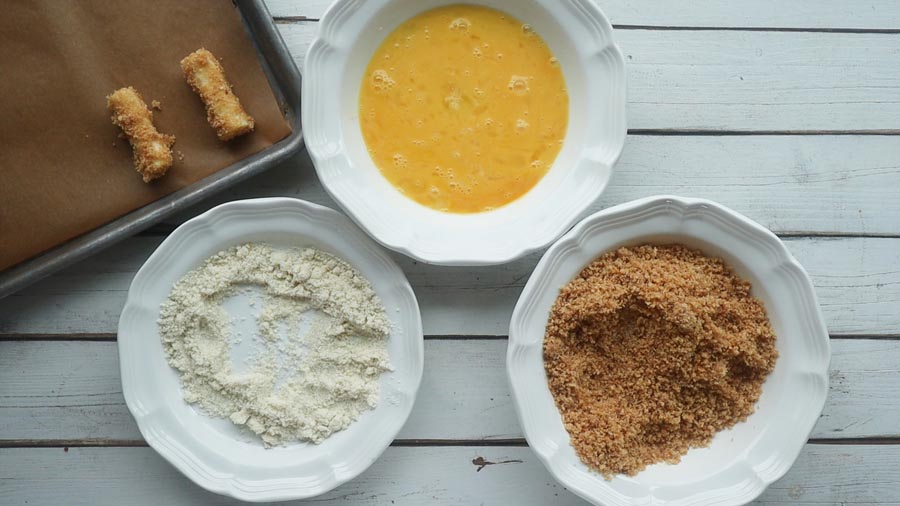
[107,87,175,182]
[181,48,255,141]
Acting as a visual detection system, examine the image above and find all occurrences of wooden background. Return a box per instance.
[2,1,899,504]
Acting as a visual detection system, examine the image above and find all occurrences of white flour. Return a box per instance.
[158,243,391,446]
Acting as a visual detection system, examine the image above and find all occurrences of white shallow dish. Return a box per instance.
[507,195,831,506]
[118,197,424,502]
[303,0,626,265]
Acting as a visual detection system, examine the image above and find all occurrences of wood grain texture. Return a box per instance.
[1,2,897,505]
[274,22,900,132]
[264,0,900,30]
[0,339,896,442]
[1,235,897,336]
[1,445,898,505]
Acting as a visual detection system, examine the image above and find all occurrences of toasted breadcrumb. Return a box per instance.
[107,87,175,182]
[180,48,255,141]
[151,99,162,110]
[543,244,777,478]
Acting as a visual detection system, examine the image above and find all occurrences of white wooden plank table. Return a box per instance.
[2,1,899,504]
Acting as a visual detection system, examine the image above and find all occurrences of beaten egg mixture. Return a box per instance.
[359,5,568,213]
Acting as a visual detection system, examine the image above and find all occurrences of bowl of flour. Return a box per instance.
[118,197,424,502]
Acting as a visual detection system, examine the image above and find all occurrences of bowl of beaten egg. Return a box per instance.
[303,0,626,264]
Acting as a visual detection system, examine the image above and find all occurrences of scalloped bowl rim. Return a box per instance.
[302,0,627,265]
[507,195,831,506]
[117,197,424,502]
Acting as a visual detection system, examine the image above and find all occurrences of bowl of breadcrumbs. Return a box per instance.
[507,195,830,506]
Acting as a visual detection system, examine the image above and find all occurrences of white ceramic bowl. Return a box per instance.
[118,197,424,502]
[303,0,626,265]
[507,195,831,506]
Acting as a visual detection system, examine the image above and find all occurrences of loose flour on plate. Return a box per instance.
[158,243,392,446]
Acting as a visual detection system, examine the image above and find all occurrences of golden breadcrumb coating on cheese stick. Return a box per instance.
[107,87,175,182]
[180,48,255,141]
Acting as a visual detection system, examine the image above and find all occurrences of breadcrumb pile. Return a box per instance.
[543,244,777,478]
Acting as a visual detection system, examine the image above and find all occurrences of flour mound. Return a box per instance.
[158,243,392,446]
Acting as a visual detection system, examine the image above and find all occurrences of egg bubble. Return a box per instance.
[508,75,530,95]
[449,17,471,31]
[521,24,535,36]
[392,153,408,168]
[444,88,462,110]
[371,69,396,91]
[549,56,559,66]
[516,118,529,131]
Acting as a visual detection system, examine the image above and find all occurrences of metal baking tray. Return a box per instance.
[0,0,304,298]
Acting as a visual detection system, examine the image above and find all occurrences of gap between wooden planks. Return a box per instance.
[0,437,897,448]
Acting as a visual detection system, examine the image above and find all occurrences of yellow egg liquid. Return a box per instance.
[359,5,568,213]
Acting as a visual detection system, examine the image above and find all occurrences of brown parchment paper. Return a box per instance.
[0,0,292,271]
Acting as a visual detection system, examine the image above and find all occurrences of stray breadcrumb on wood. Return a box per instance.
[543,244,777,478]
[180,48,255,141]
[176,150,185,162]
[151,100,162,111]
[106,87,175,182]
